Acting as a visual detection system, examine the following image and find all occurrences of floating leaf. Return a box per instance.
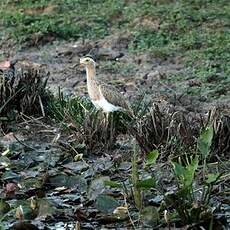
[95,194,119,214]
[88,176,110,200]
[49,174,87,192]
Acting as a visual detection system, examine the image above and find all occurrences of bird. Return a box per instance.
[79,55,133,116]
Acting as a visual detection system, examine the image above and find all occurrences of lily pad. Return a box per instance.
[63,161,89,173]
[49,174,87,192]
[95,194,119,214]
[141,206,159,227]
[88,176,110,200]
[37,198,56,219]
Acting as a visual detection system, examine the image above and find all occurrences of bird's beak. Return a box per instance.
[71,63,79,69]
[79,58,85,67]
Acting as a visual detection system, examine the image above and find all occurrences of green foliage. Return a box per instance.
[0,200,10,218]
[0,0,228,99]
[47,89,91,123]
[126,0,229,100]
[105,147,159,213]
[167,125,221,225]
[197,126,214,158]
[172,155,199,188]
[136,178,155,190]
[104,180,123,189]
[0,0,125,44]
[144,150,159,168]
[0,1,228,228]
[101,62,137,77]
[47,90,128,152]
[205,173,221,185]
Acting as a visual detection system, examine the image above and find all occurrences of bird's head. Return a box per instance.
[80,56,96,68]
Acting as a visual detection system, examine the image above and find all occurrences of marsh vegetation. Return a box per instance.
[0,0,229,229]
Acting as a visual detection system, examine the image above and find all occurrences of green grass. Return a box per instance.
[0,0,125,43]
[125,0,230,100]
[101,61,138,76]
[0,0,229,99]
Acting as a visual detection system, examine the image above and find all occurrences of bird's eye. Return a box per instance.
[86,59,89,62]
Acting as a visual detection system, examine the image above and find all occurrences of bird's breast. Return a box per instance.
[87,81,101,101]
[92,97,121,113]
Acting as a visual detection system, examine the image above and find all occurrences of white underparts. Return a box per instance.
[92,97,121,113]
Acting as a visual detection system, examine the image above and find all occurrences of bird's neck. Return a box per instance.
[85,64,102,100]
[86,65,96,82]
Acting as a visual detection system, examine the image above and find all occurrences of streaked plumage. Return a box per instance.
[80,56,132,115]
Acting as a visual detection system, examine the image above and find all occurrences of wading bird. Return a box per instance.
[79,55,132,116]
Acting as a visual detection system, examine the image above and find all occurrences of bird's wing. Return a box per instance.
[99,83,131,112]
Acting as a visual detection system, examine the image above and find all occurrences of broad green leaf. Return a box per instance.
[206,173,220,184]
[172,155,199,187]
[145,150,159,167]
[95,194,119,214]
[172,161,185,178]
[104,180,123,189]
[197,126,213,157]
[137,178,156,190]
[184,155,199,187]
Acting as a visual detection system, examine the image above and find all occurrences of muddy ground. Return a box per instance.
[4,33,229,114]
[0,32,230,230]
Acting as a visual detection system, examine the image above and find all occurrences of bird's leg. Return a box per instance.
[102,111,108,127]
[105,112,114,150]
[106,112,109,125]
[110,113,114,148]
[104,112,109,150]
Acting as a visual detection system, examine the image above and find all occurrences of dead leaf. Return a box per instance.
[4,182,19,196]
[0,60,11,69]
